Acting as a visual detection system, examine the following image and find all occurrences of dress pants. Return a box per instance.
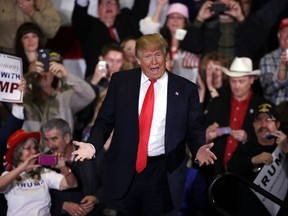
[121,155,174,216]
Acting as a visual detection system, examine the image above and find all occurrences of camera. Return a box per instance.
[38,49,50,72]
[210,3,229,13]
[38,154,58,166]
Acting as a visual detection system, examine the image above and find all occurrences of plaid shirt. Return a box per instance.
[259,48,288,105]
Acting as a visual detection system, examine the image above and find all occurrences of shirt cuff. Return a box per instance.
[88,144,96,158]
[11,104,24,120]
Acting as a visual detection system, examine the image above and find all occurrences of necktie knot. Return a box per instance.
[149,79,156,84]
[108,25,118,41]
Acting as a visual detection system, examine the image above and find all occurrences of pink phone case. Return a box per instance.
[38,155,58,166]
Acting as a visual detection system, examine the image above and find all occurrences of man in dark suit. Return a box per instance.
[72,33,216,216]
[72,0,149,78]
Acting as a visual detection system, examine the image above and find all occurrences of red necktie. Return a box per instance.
[108,26,118,41]
[136,79,156,173]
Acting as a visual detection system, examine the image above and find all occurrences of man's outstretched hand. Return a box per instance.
[72,141,95,161]
[195,143,217,166]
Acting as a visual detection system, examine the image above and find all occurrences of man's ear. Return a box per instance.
[99,56,104,61]
[250,76,255,84]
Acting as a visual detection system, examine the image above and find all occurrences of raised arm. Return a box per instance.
[139,0,167,35]
[17,0,61,38]
[0,154,40,191]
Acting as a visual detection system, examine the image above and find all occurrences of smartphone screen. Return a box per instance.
[216,127,231,136]
[210,3,228,12]
[38,154,57,166]
[98,61,107,70]
[38,49,50,72]
[265,134,276,140]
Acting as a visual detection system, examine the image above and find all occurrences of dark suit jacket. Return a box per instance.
[203,88,269,181]
[49,155,103,216]
[0,113,23,172]
[87,68,205,210]
[0,113,23,215]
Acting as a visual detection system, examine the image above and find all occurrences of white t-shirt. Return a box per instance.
[0,168,63,216]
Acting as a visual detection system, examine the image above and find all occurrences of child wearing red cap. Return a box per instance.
[0,129,78,216]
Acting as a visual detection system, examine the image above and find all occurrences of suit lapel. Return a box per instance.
[165,72,181,148]
[129,69,142,133]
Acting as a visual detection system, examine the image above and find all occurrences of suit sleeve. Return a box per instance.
[0,114,23,148]
[72,2,92,48]
[186,83,206,157]
[87,75,116,154]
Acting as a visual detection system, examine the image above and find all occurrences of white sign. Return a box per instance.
[0,53,23,103]
[253,147,288,216]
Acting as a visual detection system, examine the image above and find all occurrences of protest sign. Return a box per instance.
[253,147,288,216]
[0,53,23,103]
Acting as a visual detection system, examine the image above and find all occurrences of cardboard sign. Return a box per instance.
[253,147,288,216]
[0,53,23,103]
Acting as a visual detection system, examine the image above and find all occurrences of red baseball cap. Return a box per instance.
[4,130,40,167]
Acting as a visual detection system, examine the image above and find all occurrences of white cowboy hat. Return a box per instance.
[221,57,261,77]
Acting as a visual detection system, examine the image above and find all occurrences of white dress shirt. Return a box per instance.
[138,72,168,156]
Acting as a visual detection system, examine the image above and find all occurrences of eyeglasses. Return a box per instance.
[23,146,39,151]
[254,118,276,124]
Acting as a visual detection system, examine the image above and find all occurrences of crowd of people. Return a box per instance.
[0,0,288,215]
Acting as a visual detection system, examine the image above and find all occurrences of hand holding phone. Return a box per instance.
[98,60,108,77]
[216,127,231,136]
[38,154,58,166]
[38,49,50,72]
[98,61,107,70]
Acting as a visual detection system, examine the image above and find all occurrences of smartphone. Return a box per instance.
[210,3,229,12]
[38,49,50,72]
[175,29,187,41]
[265,134,276,140]
[98,61,107,70]
[38,154,58,166]
[216,127,231,136]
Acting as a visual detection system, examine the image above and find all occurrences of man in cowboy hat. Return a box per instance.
[201,56,271,216]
